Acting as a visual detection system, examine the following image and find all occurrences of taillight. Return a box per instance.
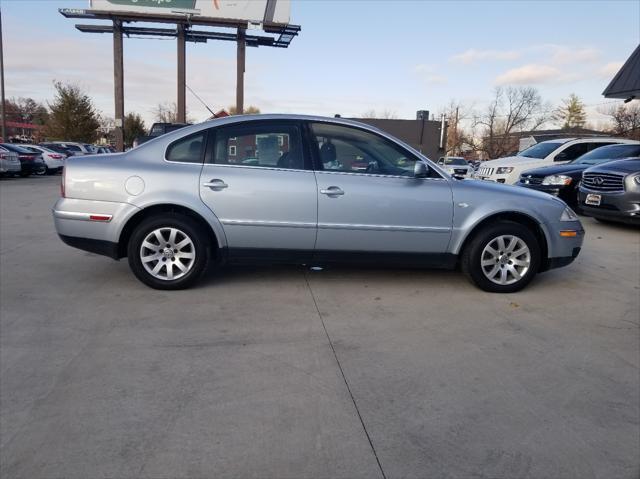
[0,153,6,160]
[51,154,64,159]
[61,167,66,197]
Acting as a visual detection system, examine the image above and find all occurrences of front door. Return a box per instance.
[308,122,454,260]
[199,120,317,262]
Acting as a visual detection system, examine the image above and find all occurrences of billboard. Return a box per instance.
[88,0,291,25]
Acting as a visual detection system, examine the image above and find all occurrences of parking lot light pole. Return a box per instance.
[113,20,125,152]
[0,8,6,142]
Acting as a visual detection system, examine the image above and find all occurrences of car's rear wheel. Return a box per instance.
[461,221,541,293]
[128,214,211,290]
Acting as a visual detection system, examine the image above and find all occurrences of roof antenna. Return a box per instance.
[186,84,216,117]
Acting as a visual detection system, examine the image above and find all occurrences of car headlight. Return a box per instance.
[542,174,572,186]
[633,175,640,185]
[560,206,579,221]
[496,167,514,174]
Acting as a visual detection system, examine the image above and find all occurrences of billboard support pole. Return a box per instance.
[177,23,186,123]
[0,8,6,142]
[236,28,245,114]
[113,20,125,151]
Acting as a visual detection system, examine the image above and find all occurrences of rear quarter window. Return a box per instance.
[165,132,206,163]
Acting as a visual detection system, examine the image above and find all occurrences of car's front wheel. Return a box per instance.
[461,221,541,293]
[127,214,211,290]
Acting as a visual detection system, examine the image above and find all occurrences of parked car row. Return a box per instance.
[476,137,638,184]
[1,141,115,178]
[473,138,640,225]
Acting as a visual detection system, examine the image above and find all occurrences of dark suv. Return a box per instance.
[578,158,640,224]
[516,143,640,207]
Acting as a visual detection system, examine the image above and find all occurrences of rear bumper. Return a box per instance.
[53,197,140,256]
[59,234,120,259]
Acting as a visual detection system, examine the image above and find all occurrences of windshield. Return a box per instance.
[573,144,640,165]
[444,158,468,165]
[519,142,564,159]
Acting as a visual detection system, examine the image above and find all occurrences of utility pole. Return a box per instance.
[113,20,124,151]
[453,106,459,155]
[0,8,6,142]
[236,27,246,115]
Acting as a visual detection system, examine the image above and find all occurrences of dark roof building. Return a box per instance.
[349,115,447,161]
[603,44,640,100]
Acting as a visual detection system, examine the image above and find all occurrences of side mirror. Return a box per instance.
[414,161,428,178]
[555,152,568,162]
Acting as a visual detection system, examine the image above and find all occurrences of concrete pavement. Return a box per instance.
[1,175,638,478]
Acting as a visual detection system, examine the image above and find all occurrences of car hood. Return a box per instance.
[585,158,640,174]
[522,163,587,177]
[481,155,542,168]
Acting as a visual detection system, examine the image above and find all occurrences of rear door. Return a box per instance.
[198,120,317,262]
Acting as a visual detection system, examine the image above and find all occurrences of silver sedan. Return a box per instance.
[53,114,584,292]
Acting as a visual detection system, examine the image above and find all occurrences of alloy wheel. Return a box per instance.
[139,227,196,281]
[480,235,531,285]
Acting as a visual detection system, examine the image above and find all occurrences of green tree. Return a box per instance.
[124,113,147,148]
[44,82,100,142]
[553,93,587,129]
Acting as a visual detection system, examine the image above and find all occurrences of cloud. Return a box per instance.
[494,64,573,85]
[450,48,521,64]
[413,64,447,85]
[547,45,600,65]
[598,61,623,78]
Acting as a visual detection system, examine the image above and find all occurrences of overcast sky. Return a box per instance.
[1,0,638,126]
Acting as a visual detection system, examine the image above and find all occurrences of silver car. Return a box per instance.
[0,146,22,176]
[53,114,584,292]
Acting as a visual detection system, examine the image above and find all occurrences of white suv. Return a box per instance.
[476,137,635,184]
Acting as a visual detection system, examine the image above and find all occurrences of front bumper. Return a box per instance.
[517,182,576,204]
[578,187,640,224]
[541,219,585,271]
[474,173,513,184]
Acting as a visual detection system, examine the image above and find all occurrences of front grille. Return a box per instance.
[478,167,494,176]
[582,172,625,191]
[454,168,467,175]
[520,174,543,185]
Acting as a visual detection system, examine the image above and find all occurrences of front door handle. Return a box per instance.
[202,179,228,190]
[320,186,345,196]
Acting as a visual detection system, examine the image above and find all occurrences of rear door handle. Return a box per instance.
[320,186,345,196]
[202,179,228,190]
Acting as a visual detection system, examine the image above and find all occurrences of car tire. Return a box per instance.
[461,221,541,293]
[127,213,211,290]
[36,166,48,176]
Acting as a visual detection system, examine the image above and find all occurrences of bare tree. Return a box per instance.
[360,109,398,119]
[439,99,476,156]
[475,86,549,159]
[599,101,640,140]
[152,102,195,123]
[228,105,260,115]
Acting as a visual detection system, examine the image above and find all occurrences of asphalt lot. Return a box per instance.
[1,174,639,479]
